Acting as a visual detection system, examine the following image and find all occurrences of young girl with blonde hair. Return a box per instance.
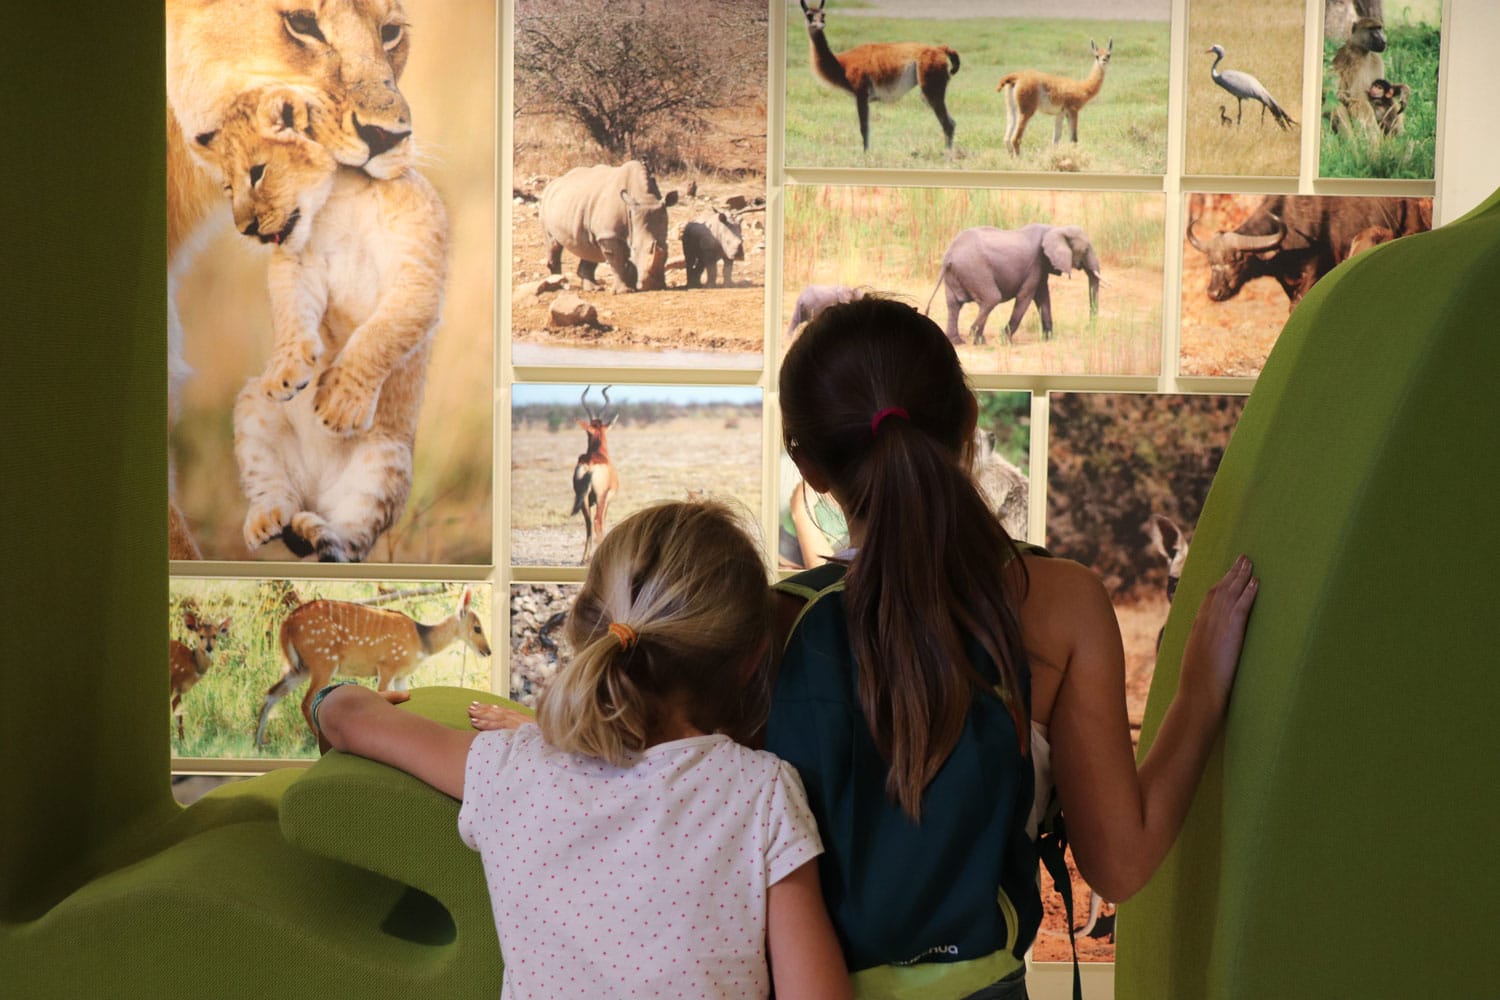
[317,500,849,1000]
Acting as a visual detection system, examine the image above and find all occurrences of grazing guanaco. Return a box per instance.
[169,608,231,742]
[254,588,491,746]
[572,384,621,564]
[996,38,1112,156]
[799,0,960,153]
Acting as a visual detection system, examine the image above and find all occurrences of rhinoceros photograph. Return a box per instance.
[511,0,769,368]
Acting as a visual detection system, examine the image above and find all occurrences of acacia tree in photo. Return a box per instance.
[515,0,766,162]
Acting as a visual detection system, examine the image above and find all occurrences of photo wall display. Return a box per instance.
[784,0,1174,174]
[784,185,1165,376]
[510,0,770,369]
[1180,192,1433,376]
[510,584,580,708]
[168,578,494,762]
[166,0,497,566]
[510,383,765,568]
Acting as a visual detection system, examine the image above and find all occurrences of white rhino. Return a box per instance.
[540,160,678,293]
[682,210,745,288]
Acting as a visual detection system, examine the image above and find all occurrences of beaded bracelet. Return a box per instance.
[309,681,361,734]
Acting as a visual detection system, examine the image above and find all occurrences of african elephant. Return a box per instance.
[925,224,1101,345]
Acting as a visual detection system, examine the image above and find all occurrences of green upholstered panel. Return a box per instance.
[1116,191,1500,998]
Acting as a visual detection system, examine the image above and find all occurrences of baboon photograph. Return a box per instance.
[510,584,580,707]
[783,185,1164,376]
[777,391,1032,571]
[169,577,494,761]
[511,0,769,368]
[1180,192,1432,376]
[510,384,764,567]
[1041,390,1245,962]
[1319,0,1442,179]
[167,0,495,565]
[785,0,1171,174]
[1185,0,1305,177]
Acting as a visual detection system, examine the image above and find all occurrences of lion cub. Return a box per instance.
[195,86,448,561]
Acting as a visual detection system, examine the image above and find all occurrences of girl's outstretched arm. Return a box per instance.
[767,859,852,1000]
[1033,555,1258,902]
[317,685,478,800]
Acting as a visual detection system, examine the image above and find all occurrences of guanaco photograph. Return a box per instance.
[784,0,1171,174]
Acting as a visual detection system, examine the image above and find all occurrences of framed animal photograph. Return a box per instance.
[784,0,1171,174]
[1185,0,1305,177]
[1042,389,1245,962]
[776,390,1031,572]
[169,577,494,762]
[167,0,495,565]
[510,383,764,568]
[783,185,1164,376]
[1180,192,1432,376]
[1319,0,1442,180]
[510,0,768,369]
[510,583,580,707]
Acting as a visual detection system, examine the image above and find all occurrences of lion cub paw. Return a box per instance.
[243,502,292,551]
[313,367,378,436]
[261,343,323,401]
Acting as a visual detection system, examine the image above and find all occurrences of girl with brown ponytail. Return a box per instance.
[772,297,1258,999]
[318,500,850,1000]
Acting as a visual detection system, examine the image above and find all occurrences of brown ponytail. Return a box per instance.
[781,297,1029,819]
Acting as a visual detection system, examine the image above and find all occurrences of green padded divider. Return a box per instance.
[1116,191,1500,998]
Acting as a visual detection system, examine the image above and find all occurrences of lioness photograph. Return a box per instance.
[167,0,494,564]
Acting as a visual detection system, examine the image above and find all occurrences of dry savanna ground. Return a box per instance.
[510,413,764,566]
[1186,0,1305,176]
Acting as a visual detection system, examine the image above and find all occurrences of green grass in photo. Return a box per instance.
[1319,21,1441,180]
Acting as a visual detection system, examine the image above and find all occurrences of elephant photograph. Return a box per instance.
[783,184,1165,376]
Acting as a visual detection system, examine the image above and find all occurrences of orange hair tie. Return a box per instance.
[607,622,638,650]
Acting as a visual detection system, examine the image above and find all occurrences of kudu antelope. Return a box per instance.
[169,608,232,742]
[800,0,960,153]
[254,588,491,746]
[997,38,1112,156]
[572,384,621,564]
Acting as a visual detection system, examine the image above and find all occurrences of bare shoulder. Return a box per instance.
[1012,554,1121,722]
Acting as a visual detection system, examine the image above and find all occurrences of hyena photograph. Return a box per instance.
[1319,0,1442,180]
[783,185,1164,376]
[1041,390,1245,963]
[784,0,1171,174]
[510,384,764,567]
[1185,0,1305,177]
[169,577,494,761]
[167,0,495,565]
[1180,192,1432,376]
[510,0,769,368]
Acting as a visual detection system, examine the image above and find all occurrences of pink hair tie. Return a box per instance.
[870,407,909,435]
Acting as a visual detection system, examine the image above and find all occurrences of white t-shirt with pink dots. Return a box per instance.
[458,725,824,1000]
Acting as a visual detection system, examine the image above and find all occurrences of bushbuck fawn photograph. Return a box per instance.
[169,578,494,760]
[1042,390,1245,963]
[784,0,1170,174]
[510,384,763,567]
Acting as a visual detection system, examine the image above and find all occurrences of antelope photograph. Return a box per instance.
[782,184,1165,376]
[1044,390,1245,963]
[168,579,493,759]
[784,0,1170,173]
[510,384,763,567]
[1319,0,1442,180]
[169,0,494,564]
[1185,0,1305,176]
[510,0,768,369]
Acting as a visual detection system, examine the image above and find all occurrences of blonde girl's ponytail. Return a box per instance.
[536,620,651,766]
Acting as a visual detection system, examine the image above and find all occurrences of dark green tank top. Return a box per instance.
[767,561,1042,975]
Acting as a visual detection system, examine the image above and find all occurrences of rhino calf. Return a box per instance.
[540,160,678,293]
[682,211,745,288]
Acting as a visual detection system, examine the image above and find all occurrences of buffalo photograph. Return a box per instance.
[1180,192,1433,376]
[511,0,768,368]
[1041,390,1245,962]
[784,0,1171,174]
[1319,0,1442,180]
[1185,0,1304,176]
[783,185,1165,376]
[167,0,495,565]
[510,384,764,567]
[169,577,494,762]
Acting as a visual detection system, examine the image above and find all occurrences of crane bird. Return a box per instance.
[1205,44,1297,129]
